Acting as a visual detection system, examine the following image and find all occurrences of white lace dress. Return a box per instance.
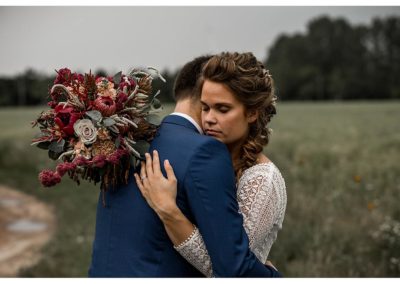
[174,162,287,277]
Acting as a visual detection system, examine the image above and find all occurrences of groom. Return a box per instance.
[88,55,281,277]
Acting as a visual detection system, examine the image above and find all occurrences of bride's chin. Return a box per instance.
[211,136,224,143]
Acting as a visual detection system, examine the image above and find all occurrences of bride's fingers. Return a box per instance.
[152,150,162,176]
[164,159,177,183]
[140,162,147,180]
[139,163,151,190]
[134,173,146,197]
[145,153,154,178]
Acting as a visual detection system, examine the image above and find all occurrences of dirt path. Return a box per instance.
[0,185,56,277]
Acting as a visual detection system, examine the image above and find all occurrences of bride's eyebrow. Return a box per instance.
[200,101,233,108]
[215,103,233,108]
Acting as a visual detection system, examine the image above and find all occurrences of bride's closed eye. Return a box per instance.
[217,106,230,113]
[201,103,210,112]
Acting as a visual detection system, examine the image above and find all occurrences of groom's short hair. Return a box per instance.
[173,55,212,101]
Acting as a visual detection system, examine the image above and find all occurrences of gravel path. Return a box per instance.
[0,185,56,276]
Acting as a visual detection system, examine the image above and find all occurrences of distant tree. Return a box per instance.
[265,15,400,100]
[365,16,400,99]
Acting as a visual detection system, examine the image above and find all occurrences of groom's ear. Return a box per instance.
[247,109,258,123]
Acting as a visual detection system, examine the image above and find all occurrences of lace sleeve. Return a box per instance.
[174,226,213,277]
[174,163,286,275]
[237,163,287,262]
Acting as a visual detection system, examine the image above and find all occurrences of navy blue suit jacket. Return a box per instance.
[89,115,281,277]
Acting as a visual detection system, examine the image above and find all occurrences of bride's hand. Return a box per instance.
[265,260,278,271]
[134,150,178,218]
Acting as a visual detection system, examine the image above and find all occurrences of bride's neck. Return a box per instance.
[227,142,244,167]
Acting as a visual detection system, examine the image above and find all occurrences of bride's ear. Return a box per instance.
[247,109,258,123]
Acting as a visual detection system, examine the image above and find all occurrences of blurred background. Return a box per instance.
[0,5,400,277]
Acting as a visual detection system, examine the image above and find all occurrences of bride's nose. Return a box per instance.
[204,110,217,125]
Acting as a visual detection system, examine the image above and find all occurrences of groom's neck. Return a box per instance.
[174,98,202,126]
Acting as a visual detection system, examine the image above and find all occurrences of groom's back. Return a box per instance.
[88,116,206,277]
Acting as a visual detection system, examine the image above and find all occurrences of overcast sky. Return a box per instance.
[0,6,399,76]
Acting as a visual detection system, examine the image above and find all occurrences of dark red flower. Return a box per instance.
[39,170,61,187]
[47,101,58,109]
[74,156,89,166]
[54,104,82,137]
[71,73,84,83]
[116,92,128,111]
[106,152,120,165]
[92,155,107,168]
[54,68,72,85]
[119,76,136,92]
[116,148,129,157]
[56,162,76,176]
[93,96,116,117]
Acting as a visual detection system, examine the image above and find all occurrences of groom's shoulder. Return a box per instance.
[190,135,231,160]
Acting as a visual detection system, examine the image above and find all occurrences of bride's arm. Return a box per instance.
[135,150,213,277]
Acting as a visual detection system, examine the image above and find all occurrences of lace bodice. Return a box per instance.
[174,162,287,277]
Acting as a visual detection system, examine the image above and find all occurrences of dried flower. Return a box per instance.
[92,155,107,168]
[39,170,61,187]
[93,96,117,117]
[74,156,89,166]
[97,128,111,141]
[116,92,128,111]
[92,139,116,157]
[56,162,77,176]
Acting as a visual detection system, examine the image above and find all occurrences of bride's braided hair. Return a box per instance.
[199,52,277,181]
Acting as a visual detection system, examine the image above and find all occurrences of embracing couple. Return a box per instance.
[88,52,287,277]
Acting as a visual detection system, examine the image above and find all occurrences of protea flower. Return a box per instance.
[93,96,116,117]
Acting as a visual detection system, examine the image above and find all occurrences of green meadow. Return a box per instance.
[0,101,399,277]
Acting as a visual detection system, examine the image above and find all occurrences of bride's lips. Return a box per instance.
[205,129,222,136]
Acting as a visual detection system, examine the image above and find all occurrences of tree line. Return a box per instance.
[266,16,400,100]
[0,15,399,106]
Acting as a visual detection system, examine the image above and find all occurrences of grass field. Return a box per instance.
[0,102,399,277]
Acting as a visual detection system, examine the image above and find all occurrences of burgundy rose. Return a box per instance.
[56,162,76,176]
[54,104,82,137]
[92,155,107,168]
[54,68,72,85]
[39,170,61,187]
[93,96,116,117]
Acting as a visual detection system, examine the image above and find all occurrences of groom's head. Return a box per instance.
[173,55,212,102]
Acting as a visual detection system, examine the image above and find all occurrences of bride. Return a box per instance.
[135,52,287,277]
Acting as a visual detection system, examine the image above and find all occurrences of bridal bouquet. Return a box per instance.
[31,67,164,194]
